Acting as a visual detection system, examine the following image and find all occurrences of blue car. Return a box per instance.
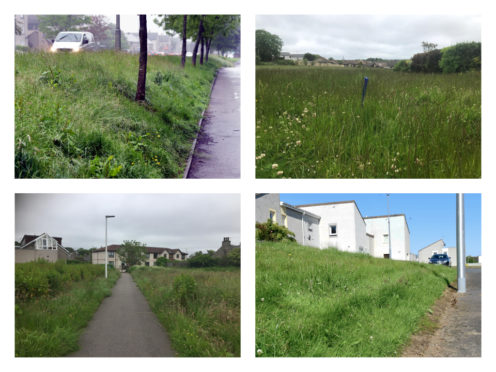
[429,253,451,266]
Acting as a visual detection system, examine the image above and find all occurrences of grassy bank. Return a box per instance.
[256,241,457,357]
[131,266,240,356]
[15,261,119,357]
[256,66,480,178]
[15,51,231,178]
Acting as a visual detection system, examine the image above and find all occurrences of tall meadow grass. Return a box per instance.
[256,66,480,178]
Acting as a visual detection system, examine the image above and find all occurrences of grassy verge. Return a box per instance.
[256,241,457,357]
[256,66,480,178]
[15,51,231,178]
[15,262,120,357]
[131,266,240,356]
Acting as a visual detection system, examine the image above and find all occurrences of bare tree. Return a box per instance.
[422,41,438,53]
[135,15,147,102]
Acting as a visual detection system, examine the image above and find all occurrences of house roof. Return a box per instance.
[418,239,446,252]
[18,233,69,254]
[94,244,188,256]
[21,234,62,246]
[296,201,366,224]
[280,202,321,220]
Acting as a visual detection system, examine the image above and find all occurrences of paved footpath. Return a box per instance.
[70,273,175,357]
[187,63,240,178]
[422,268,481,357]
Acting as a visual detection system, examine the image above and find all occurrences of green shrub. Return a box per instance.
[256,219,296,242]
[173,274,198,307]
[440,42,481,73]
[15,261,105,301]
[155,256,170,267]
[393,60,411,72]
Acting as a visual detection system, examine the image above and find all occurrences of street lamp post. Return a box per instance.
[105,215,115,279]
[387,194,392,259]
[456,194,466,293]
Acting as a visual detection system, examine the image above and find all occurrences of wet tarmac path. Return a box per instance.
[186,63,240,178]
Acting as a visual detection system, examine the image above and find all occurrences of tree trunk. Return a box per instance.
[200,37,205,65]
[181,15,187,68]
[205,38,212,62]
[191,17,204,67]
[135,15,147,102]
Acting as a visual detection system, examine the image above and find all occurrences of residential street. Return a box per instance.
[186,63,240,178]
[69,273,175,357]
[404,267,481,357]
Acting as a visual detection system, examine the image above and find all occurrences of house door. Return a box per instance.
[383,254,390,259]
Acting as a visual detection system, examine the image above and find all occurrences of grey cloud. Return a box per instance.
[256,15,480,59]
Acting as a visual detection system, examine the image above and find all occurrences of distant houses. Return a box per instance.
[279,50,392,68]
[92,244,188,270]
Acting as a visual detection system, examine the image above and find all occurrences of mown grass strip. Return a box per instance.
[15,51,231,178]
[131,266,240,357]
[256,241,457,357]
[255,66,480,178]
[15,263,120,357]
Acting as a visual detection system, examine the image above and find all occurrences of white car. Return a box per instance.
[50,31,96,53]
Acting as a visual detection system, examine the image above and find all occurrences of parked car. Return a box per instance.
[50,31,96,53]
[429,253,451,266]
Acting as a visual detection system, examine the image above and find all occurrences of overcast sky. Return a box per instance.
[103,15,165,34]
[15,194,240,254]
[256,15,481,59]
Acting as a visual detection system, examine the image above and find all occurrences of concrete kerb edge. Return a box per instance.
[183,68,221,178]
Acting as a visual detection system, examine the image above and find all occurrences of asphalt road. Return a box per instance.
[423,267,481,357]
[69,273,175,357]
[187,63,240,178]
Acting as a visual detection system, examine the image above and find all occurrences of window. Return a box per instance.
[42,238,48,249]
[153,253,158,259]
[176,253,180,259]
[108,251,114,258]
[281,210,288,227]
[269,209,276,223]
[145,262,150,266]
[383,234,389,243]
[329,224,337,236]
[108,261,114,267]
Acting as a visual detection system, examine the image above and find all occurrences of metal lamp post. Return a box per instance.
[105,215,115,278]
[387,194,392,259]
[456,194,466,293]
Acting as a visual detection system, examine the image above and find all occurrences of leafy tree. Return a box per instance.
[135,15,147,102]
[439,42,481,73]
[188,251,219,267]
[393,60,411,72]
[410,49,442,73]
[210,20,240,58]
[38,15,92,40]
[202,15,240,62]
[86,15,109,45]
[226,247,240,266]
[155,15,189,66]
[303,53,316,61]
[255,219,296,242]
[155,256,170,267]
[256,29,283,62]
[117,240,148,268]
